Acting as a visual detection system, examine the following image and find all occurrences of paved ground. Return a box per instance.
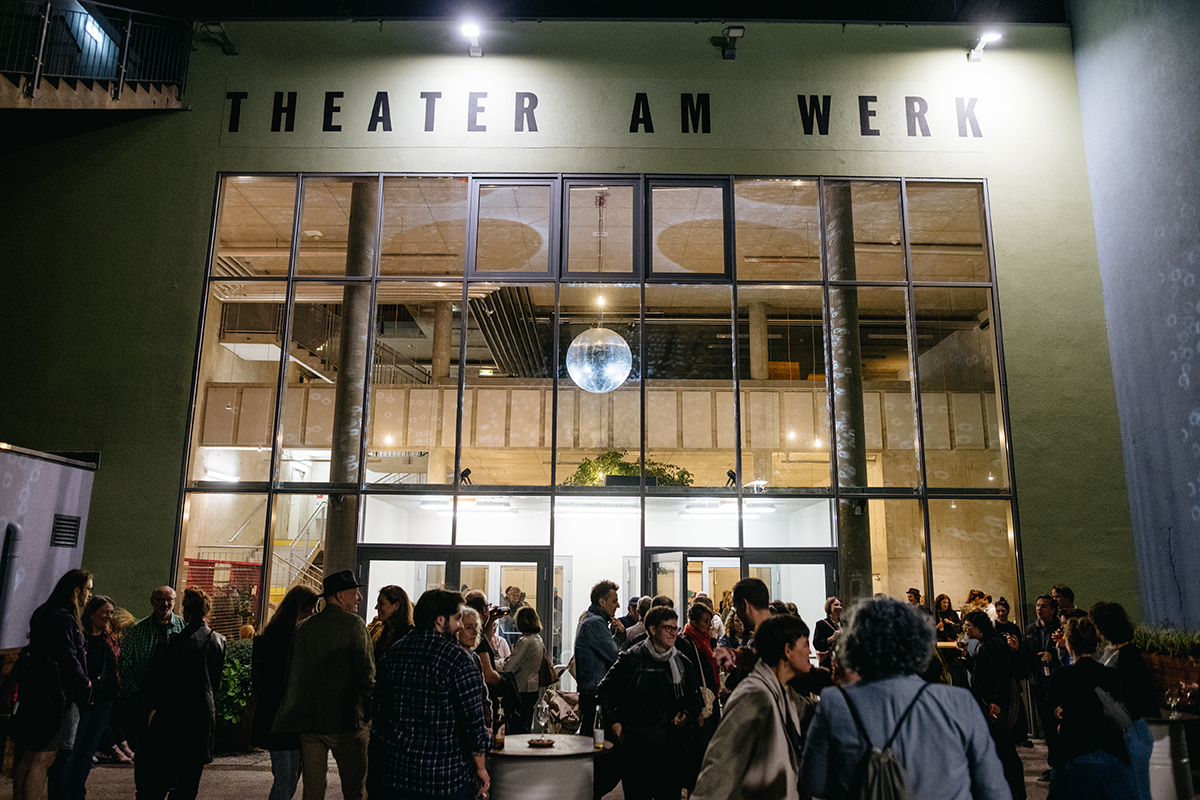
[0,741,1053,799]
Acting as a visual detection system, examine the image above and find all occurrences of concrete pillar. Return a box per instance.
[749,301,769,381]
[427,448,448,485]
[324,179,377,576]
[824,181,872,605]
[432,300,453,380]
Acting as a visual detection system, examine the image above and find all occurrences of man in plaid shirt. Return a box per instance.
[373,588,491,800]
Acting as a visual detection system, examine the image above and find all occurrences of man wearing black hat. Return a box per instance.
[273,569,375,800]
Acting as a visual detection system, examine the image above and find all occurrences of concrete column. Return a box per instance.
[749,300,769,381]
[427,448,448,485]
[324,179,377,575]
[432,300,453,380]
[824,181,872,605]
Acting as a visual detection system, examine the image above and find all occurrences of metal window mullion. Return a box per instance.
[727,176,745,548]
[549,278,561,561]
[900,179,936,601]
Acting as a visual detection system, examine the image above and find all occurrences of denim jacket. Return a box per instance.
[574,602,624,692]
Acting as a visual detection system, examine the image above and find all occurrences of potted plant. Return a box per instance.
[214,638,256,752]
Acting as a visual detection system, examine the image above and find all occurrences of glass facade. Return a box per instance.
[182,173,1019,649]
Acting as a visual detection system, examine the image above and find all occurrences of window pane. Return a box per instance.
[828,286,918,488]
[745,562,828,634]
[180,492,266,638]
[914,288,1007,489]
[743,497,833,547]
[265,493,326,620]
[380,176,468,277]
[644,284,736,489]
[454,495,550,546]
[824,180,905,282]
[864,498,925,599]
[651,186,726,275]
[737,285,830,489]
[567,185,635,275]
[188,282,285,485]
[459,283,554,486]
[213,176,297,278]
[361,493,452,544]
[366,559,446,611]
[297,176,381,277]
[476,184,551,272]
[644,496,738,548]
[734,179,821,281]
[557,284,641,487]
[279,283,373,486]
[366,282,462,485]
[928,499,1018,622]
[906,182,989,282]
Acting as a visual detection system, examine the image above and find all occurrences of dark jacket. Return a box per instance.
[251,622,298,750]
[273,601,375,734]
[1022,618,1060,687]
[145,620,226,764]
[965,634,1014,714]
[598,640,702,736]
[30,606,91,706]
[575,602,624,693]
[1049,657,1129,766]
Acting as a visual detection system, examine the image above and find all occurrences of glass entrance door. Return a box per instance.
[648,551,685,613]
[744,549,838,635]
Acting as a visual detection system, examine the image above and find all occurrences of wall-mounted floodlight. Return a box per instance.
[968,32,1002,62]
[709,25,745,60]
[462,22,482,57]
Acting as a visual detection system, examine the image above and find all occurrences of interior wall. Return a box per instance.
[1070,0,1200,628]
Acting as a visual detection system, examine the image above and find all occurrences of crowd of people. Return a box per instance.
[8,567,1185,800]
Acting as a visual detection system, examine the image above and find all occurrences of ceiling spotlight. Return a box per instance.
[461,22,482,57]
[968,32,1001,62]
[711,25,745,60]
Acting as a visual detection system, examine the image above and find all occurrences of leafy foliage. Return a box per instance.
[561,450,693,487]
[215,652,253,727]
[1133,625,1200,657]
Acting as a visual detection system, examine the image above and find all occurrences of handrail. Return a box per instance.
[227,498,269,543]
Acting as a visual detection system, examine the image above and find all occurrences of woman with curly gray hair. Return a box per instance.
[799,597,1011,800]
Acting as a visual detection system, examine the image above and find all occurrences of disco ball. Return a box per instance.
[566,327,633,394]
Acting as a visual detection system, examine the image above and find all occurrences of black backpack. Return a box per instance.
[839,682,930,800]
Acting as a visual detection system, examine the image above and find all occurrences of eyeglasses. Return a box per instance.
[658,625,680,632]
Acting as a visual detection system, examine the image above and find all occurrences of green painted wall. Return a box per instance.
[0,20,1137,619]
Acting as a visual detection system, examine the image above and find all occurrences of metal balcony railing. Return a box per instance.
[0,0,190,100]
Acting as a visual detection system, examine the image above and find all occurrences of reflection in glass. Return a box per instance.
[360,493,452,544]
[213,176,297,278]
[906,182,989,283]
[365,282,462,485]
[476,184,551,272]
[567,185,635,275]
[737,285,830,488]
[928,499,1018,621]
[651,185,725,275]
[460,284,554,486]
[180,493,266,638]
[558,285,641,486]
[914,288,1006,489]
[188,281,285,485]
[863,498,925,599]
[297,176,381,277]
[734,179,821,281]
[380,176,469,277]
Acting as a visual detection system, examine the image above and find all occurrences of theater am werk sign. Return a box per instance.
[217,78,988,152]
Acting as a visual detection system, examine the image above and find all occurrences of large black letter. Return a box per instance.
[629,93,654,133]
[468,92,487,132]
[796,94,831,135]
[681,93,711,133]
[368,92,392,132]
[420,91,441,132]
[956,97,982,137]
[226,91,248,133]
[858,95,879,137]
[514,92,538,132]
[323,91,344,132]
[905,96,930,137]
[272,91,297,133]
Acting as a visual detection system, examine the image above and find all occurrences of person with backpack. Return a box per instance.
[690,614,815,800]
[799,597,1011,800]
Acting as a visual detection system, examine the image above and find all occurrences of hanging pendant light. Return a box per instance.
[566,327,632,393]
